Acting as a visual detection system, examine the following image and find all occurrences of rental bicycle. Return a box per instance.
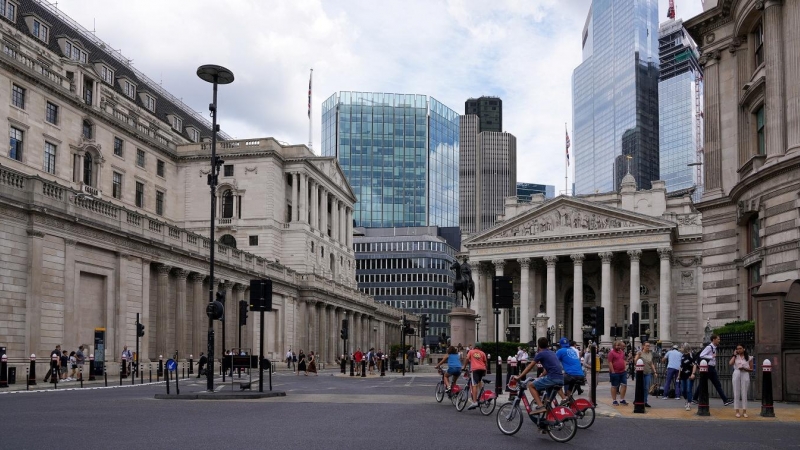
[496,378,578,443]
[558,376,595,429]
[455,370,496,415]
[435,367,462,406]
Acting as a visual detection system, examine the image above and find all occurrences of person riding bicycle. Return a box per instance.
[515,337,564,415]
[556,337,585,402]
[435,346,462,392]
[462,342,488,410]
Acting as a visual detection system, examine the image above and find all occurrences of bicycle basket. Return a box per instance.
[507,378,519,391]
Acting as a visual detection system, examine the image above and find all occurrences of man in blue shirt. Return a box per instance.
[515,337,564,414]
[662,344,683,399]
[556,337,585,400]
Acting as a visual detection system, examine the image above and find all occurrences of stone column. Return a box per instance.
[291,172,299,222]
[733,38,752,165]
[190,273,205,357]
[658,248,673,344]
[332,200,340,244]
[318,302,327,360]
[297,300,307,352]
[63,239,77,348]
[347,208,353,248]
[24,230,45,356]
[544,256,558,329]
[321,189,328,235]
[474,264,484,322]
[221,281,234,351]
[764,0,786,159]
[327,306,336,364]
[787,0,800,153]
[599,252,613,346]
[363,315,369,350]
[307,300,318,354]
[301,173,309,223]
[700,51,722,192]
[155,264,172,358]
[628,250,642,328]
[341,206,348,246]
[174,269,188,357]
[571,254,585,342]
[518,258,531,344]
[141,259,152,360]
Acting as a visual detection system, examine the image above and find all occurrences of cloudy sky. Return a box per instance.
[59,0,703,191]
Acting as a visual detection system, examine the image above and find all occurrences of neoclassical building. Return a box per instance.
[463,176,704,347]
[0,0,403,373]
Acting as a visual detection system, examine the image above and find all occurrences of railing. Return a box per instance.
[42,181,65,200]
[0,43,70,91]
[72,195,118,219]
[1,166,26,189]
[81,184,100,197]
[218,218,232,225]
[148,219,162,233]
[127,212,141,226]
[187,234,198,245]
[168,227,181,240]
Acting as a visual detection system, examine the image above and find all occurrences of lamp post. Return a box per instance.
[505,328,511,342]
[530,318,536,343]
[475,316,481,342]
[196,64,234,393]
[558,321,564,340]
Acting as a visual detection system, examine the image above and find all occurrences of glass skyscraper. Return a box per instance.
[516,183,555,199]
[321,92,459,228]
[573,0,660,194]
[658,19,702,198]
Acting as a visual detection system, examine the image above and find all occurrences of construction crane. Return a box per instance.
[668,0,676,19]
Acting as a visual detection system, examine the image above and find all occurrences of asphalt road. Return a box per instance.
[1,372,797,450]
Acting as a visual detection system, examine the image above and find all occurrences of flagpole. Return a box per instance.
[565,123,568,196]
[308,68,313,151]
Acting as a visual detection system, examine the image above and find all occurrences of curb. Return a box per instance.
[154,391,286,400]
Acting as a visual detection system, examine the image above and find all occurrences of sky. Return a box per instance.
[56,0,704,192]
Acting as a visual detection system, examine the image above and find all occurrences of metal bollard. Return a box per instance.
[486,354,491,375]
[696,360,710,416]
[0,354,8,388]
[341,355,346,374]
[761,359,775,417]
[188,356,194,376]
[380,356,386,377]
[88,355,96,381]
[350,358,355,377]
[51,353,59,388]
[121,356,127,379]
[633,359,646,414]
[149,363,152,383]
[495,356,502,396]
[28,354,37,386]
[157,355,163,380]
[26,367,29,390]
[104,364,108,387]
[80,366,83,388]
[361,360,366,378]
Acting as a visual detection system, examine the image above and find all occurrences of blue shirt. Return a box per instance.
[533,349,564,382]
[556,348,584,376]
[447,354,461,369]
[665,349,682,370]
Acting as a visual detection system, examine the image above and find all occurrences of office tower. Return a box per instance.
[321,92,459,228]
[516,183,556,200]
[459,115,517,235]
[465,96,502,133]
[658,19,702,198]
[573,0,660,194]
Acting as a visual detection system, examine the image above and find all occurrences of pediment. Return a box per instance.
[310,157,357,202]
[466,197,675,244]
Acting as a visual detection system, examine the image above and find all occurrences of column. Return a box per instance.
[363,315,369,350]
[318,302,327,360]
[174,269,188,357]
[341,206,348,245]
[75,152,84,183]
[658,248,673,344]
[155,264,172,358]
[141,259,152,360]
[483,266,493,342]
[599,252,613,346]
[190,274,205,356]
[787,0,800,153]
[764,0,786,158]
[518,258,531,344]
[321,189,328,235]
[63,239,77,347]
[346,209,353,248]
[474,264,484,319]
[700,51,722,192]
[332,200,340,243]
[291,172,299,222]
[24,230,45,356]
[571,254,585,342]
[307,300,318,354]
[297,300,307,352]
[300,173,308,223]
[628,250,642,328]
[234,284,247,350]
[733,38,752,165]
[544,256,558,329]
[327,306,336,364]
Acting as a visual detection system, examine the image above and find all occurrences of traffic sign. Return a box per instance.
[166,359,177,372]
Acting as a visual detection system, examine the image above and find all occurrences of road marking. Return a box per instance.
[405,377,416,387]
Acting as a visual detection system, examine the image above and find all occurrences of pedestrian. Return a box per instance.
[662,344,682,399]
[635,341,657,407]
[354,348,363,375]
[60,350,69,381]
[121,346,133,375]
[680,344,696,410]
[608,340,628,406]
[197,352,207,377]
[729,343,753,418]
[69,351,78,380]
[367,348,375,374]
[420,346,426,364]
[43,345,61,383]
[297,350,307,376]
[286,348,293,369]
[307,351,318,376]
[406,347,415,372]
[694,334,733,406]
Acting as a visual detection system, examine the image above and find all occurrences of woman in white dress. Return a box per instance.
[729,344,753,418]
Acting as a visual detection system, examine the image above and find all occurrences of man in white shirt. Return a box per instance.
[661,345,683,399]
[694,334,733,406]
[286,349,293,369]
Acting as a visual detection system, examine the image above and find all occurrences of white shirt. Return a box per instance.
[699,343,717,366]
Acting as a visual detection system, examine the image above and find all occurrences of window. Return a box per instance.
[754,22,764,67]
[747,262,761,319]
[82,153,93,186]
[144,94,155,112]
[155,191,164,216]
[171,116,182,131]
[83,79,93,105]
[100,65,113,84]
[157,159,165,177]
[748,215,761,251]
[113,137,123,157]
[123,80,136,98]
[188,128,199,143]
[135,181,144,207]
[11,84,25,108]
[45,102,58,124]
[43,142,56,174]
[222,190,234,218]
[220,234,237,248]
[249,235,258,246]
[756,107,765,155]
[9,126,22,161]
[82,120,93,139]
[32,20,48,42]
[136,149,145,168]
[112,172,122,199]
[223,164,234,177]
[65,41,71,58]
[1,0,15,21]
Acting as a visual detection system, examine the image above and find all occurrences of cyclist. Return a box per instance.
[434,346,462,392]
[515,337,564,415]
[556,337,585,402]
[462,341,488,410]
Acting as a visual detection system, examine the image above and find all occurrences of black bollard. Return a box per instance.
[0,354,8,388]
[175,368,180,395]
[104,365,108,387]
[341,355,346,374]
[380,356,386,377]
[487,354,491,375]
[166,368,170,395]
[51,354,59,388]
[80,366,83,388]
[495,356,503,396]
[26,367,29,390]
[28,355,37,386]
[149,363,152,383]
[761,359,775,417]
[188,357,194,376]
[88,355,96,381]
[697,360,710,416]
[350,358,355,377]
[121,356,127,379]
[157,356,163,380]
[361,360,366,378]
[633,359,646,414]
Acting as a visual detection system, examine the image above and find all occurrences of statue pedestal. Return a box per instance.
[535,313,550,346]
[449,307,478,348]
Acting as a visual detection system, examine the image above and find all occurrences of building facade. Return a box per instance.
[321,91,459,228]
[459,114,517,236]
[573,0,661,194]
[463,174,703,347]
[517,182,556,200]
[0,0,403,374]
[685,1,800,323]
[658,19,703,198]
[464,96,502,133]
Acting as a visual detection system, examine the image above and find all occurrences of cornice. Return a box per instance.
[728,155,800,202]
[464,226,674,250]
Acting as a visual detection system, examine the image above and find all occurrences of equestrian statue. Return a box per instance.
[451,260,475,309]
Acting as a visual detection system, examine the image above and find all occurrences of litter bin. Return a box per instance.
[8,366,16,384]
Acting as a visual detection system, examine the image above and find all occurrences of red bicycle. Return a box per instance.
[559,377,595,429]
[435,367,462,406]
[496,378,578,443]
[454,370,496,415]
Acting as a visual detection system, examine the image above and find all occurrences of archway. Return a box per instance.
[220,234,237,249]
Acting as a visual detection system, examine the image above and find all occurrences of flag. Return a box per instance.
[307,69,313,118]
[565,127,571,166]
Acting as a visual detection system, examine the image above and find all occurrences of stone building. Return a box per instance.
[463,175,703,347]
[685,0,800,326]
[0,0,403,374]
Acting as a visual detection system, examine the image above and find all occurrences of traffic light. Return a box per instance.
[420,315,429,339]
[206,292,225,321]
[631,311,640,338]
[340,319,348,340]
[136,322,145,337]
[588,307,598,329]
[595,306,605,339]
[492,276,514,309]
[239,300,248,326]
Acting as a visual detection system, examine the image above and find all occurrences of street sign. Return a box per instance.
[166,359,177,372]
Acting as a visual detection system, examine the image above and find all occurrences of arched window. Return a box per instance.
[221,190,234,218]
[82,120,93,139]
[220,234,237,248]
[83,153,93,186]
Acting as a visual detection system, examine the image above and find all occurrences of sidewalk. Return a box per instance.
[593,380,800,422]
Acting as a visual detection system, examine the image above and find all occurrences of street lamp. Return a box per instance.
[530,318,536,343]
[558,321,564,340]
[197,64,234,393]
[505,328,511,342]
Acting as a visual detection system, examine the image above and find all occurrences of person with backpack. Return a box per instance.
[679,344,696,410]
[693,334,733,406]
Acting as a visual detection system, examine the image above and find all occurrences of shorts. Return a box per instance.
[609,372,627,387]
[471,369,486,384]
[533,376,563,393]
[447,367,461,376]
[564,373,585,388]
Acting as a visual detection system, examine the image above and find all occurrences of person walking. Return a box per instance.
[297,350,307,376]
[43,345,61,383]
[197,352,207,377]
[608,340,628,406]
[406,347,415,373]
[662,344,682,399]
[680,344,696,410]
[68,351,78,380]
[75,345,86,380]
[694,334,733,406]
[286,348,293,369]
[60,350,70,381]
[634,341,657,407]
[729,344,753,418]
[307,351,318,376]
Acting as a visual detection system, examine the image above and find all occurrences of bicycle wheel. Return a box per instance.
[455,389,468,411]
[547,418,577,443]
[574,406,595,429]
[435,381,445,403]
[495,402,523,435]
[480,396,496,416]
